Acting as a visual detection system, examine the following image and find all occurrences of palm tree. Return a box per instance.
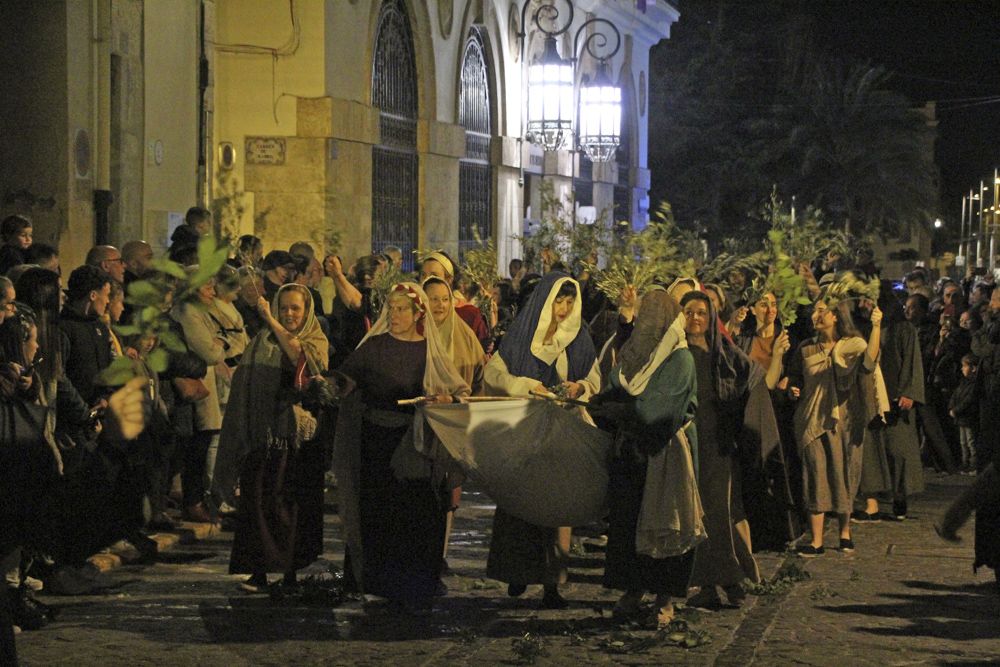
[763,64,939,236]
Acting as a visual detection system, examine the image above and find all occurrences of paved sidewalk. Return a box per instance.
[16,471,998,666]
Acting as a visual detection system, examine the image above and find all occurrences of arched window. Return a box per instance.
[458,28,493,259]
[371,0,418,268]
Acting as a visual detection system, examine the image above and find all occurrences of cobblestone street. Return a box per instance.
[17,472,999,666]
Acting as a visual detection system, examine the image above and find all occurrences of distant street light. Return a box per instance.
[934,218,943,229]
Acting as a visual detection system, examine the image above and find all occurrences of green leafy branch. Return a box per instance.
[98,236,230,386]
[820,270,880,308]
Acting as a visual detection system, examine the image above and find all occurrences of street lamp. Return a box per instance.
[519,1,623,161]
[576,26,623,162]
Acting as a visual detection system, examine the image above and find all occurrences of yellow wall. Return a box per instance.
[143,0,201,254]
[212,0,327,247]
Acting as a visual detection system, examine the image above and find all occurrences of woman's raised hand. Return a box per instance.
[772,330,791,356]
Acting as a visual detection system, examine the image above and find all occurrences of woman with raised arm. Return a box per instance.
[786,296,881,557]
[215,284,329,593]
[680,291,764,608]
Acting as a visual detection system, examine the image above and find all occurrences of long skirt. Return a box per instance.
[741,408,801,552]
[229,442,324,574]
[690,441,758,588]
[802,430,861,515]
[975,464,1000,572]
[604,448,695,597]
[486,510,566,586]
[343,421,446,603]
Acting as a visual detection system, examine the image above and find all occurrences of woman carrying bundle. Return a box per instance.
[334,282,470,613]
[482,272,600,609]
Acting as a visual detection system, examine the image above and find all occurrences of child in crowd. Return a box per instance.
[0,215,33,275]
[949,353,979,474]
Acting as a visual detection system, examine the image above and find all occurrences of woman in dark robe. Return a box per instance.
[680,291,764,607]
[214,284,330,592]
[590,289,702,626]
[482,272,600,609]
[333,283,470,612]
[735,291,801,550]
[855,283,925,521]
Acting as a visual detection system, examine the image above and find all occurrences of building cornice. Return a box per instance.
[573,0,679,46]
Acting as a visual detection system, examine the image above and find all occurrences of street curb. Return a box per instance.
[86,522,223,573]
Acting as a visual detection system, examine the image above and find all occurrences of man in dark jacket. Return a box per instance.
[904,293,958,474]
[60,266,113,405]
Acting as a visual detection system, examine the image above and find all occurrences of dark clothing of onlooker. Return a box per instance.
[263,276,282,302]
[949,376,979,428]
[168,225,200,264]
[975,316,1000,470]
[60,310,113,405]
[235,298,266,341]
[0,246,26,276]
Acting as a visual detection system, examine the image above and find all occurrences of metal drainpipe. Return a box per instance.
[93,0,113,245]
[198,0,209,206]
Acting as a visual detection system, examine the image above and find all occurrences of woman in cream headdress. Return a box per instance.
[422,276,485,570]
[419,251,490,350]
[215,284,329,593]
[482,271,600,609]
[589,289,702,627]
[334,282,470,612]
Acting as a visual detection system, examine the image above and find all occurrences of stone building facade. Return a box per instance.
[0,0,677,271]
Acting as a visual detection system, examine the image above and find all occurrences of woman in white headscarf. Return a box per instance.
[422,276,485,573]
[333,282,470,613]
[589,289,702,626]
[482,271,600,609]
[215,284,329,593]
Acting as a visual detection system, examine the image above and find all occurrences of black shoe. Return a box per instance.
[796,544,825,558]
[722,584,746,607]
[507,583,526,597]
[838,538,856,554]
[239,574,269,594]
[147,512,178,531]
[541,589,568,609]
[687,587,723,609]
[934,523,960,543]
[10,587,48,631]
[127,532,159,560]
[850,510,881,523]
[890,501,907,521]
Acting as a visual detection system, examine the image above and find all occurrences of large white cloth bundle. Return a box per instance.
[422,399,611,527]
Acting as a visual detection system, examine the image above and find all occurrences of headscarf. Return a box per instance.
[497,272,596,385]
[212,284,329,504]
[616,290,688,396]
[422,251,455,280]
[421,277,485,392]
[358,281,469,399]
[333,283,468,592]
[681,290,760,404]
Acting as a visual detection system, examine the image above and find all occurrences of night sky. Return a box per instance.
[803,0,1000,224]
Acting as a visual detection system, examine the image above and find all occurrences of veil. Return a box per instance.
[357,281,470,400]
